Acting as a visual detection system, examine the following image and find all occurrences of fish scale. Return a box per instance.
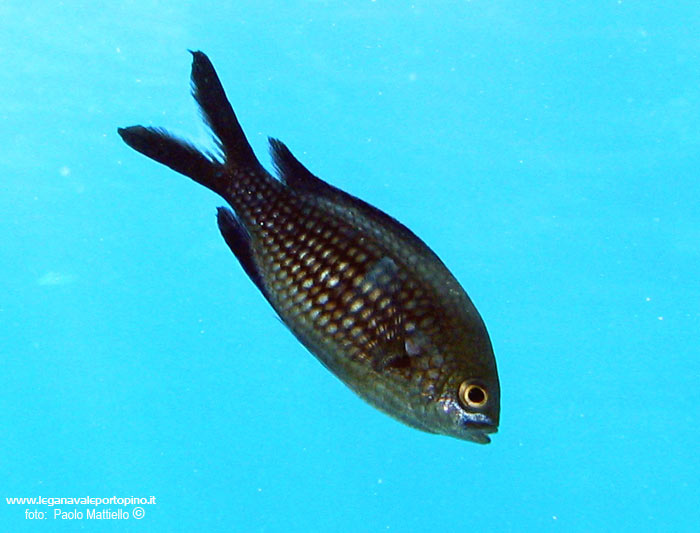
[259,208,397,360]
[118,50,500,443]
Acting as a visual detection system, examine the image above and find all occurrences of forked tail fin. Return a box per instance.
[118,50,263,195]
[117,126,224,193]
[189,50,262,172]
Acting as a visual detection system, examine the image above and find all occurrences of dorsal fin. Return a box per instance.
[269,138,317,187]
[268,138,444,266]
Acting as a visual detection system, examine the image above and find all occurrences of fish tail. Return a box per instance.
[189,50,263,174]
[117,126,224,193]
[118,51,264,196]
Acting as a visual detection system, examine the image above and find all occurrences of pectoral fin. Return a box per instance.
[353,257,409,372]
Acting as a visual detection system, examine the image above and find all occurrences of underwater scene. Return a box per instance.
[2,2,698,531]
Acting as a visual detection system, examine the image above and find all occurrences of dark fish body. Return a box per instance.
[118,51,499,443]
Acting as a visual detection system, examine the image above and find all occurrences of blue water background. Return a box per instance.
[2,2,698,531]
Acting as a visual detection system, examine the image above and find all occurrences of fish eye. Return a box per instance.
[458,381,488,409]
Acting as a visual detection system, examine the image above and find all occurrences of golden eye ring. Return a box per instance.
[459,381,488,409]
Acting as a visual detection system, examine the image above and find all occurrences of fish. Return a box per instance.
[118,51,500,443]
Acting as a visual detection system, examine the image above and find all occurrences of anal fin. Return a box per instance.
[216,207,267,298]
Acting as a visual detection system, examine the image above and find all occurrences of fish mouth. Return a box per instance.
[460,414,498,444]
[468,424,497,444]
[440,399,498,443]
